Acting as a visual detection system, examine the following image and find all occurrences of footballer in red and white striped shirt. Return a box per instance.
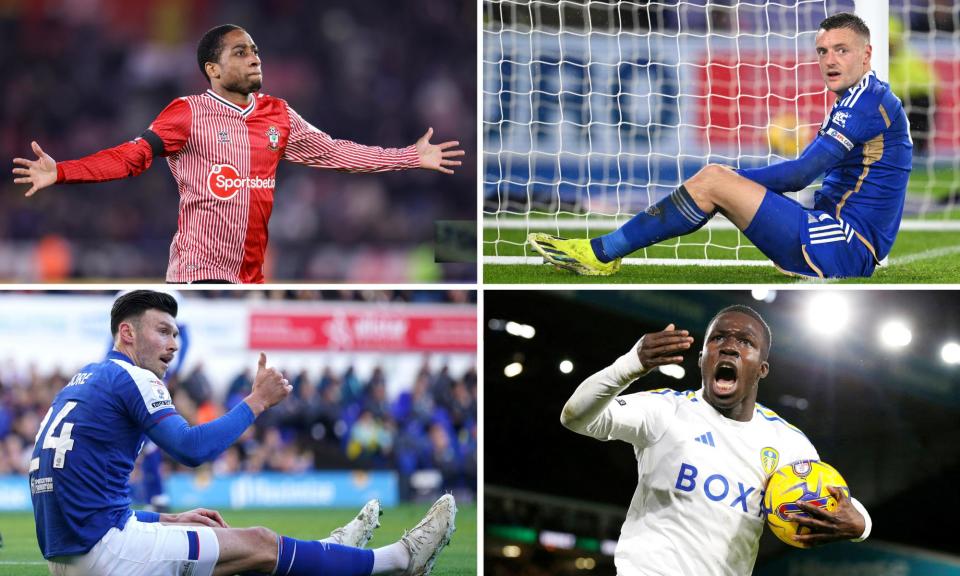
[12,25,464,284]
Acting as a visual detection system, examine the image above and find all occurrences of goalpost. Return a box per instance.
[483,0,960,268]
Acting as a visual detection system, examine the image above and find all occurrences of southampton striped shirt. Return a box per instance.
[55,89,421,283]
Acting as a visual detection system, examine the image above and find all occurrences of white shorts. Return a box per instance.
[47,514,220,576]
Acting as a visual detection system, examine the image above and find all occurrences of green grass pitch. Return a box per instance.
[483,226,960,284]
[0,503,476,576]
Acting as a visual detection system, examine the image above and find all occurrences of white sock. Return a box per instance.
[371,541,409,574]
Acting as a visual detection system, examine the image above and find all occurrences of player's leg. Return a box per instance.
[214,494,457,576]
[528,164,764,275]
[596,164,768,256]
[46,517,219,576]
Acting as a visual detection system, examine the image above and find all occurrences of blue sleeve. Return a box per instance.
[146,401,255,467]
[135,510,161,523]
[736,135,842,192]
[817,105,882,155]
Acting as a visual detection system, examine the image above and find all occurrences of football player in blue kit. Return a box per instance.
[30,290,455,576]
[529,12,912,278]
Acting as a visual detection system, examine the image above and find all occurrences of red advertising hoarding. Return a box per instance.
[249,310,476,351]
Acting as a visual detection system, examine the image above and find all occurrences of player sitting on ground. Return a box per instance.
[530,12,912,279]
[12,24,464,284]
[30,290,455,576]
[560,305,872,575]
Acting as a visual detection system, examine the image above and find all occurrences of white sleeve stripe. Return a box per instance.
[109,359,174,415]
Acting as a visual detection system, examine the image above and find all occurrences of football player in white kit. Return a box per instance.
[561,305,872,576]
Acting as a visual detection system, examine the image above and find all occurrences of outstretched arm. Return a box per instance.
[146,352,292,467]
[12,141,60,197]
[283,104,464,174]
[561,324,693,438]
[736,135,843,193]
[12,99,189,197]
[415,127,464,174]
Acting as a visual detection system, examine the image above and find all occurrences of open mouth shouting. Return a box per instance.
[712,360,738,396]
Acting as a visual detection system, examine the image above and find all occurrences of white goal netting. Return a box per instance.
[483,0,960,266]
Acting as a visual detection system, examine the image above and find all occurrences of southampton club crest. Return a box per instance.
[761,447,780,476]
[266,126,280,151]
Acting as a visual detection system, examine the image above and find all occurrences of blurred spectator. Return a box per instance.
[0,292,476,501]
[889,16,938,156]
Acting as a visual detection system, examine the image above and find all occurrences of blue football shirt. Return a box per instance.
[813,70,913,262]
[29,351,177,558]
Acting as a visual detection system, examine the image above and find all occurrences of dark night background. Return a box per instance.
[485,289,960,574]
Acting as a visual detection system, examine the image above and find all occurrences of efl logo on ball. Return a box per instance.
[763,459,849,549]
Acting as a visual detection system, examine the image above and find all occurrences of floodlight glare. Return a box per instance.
[942,342,960,365]
[504,362,524,378]
[505,321,536,339]
[751,289,776,303]
[805,293,850,337]
[559,360,574,374]
[502,545,521,558]
[879,320,912,349]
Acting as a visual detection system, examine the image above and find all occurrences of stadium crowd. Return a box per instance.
[0,358,477,500]
[0,0,476,282]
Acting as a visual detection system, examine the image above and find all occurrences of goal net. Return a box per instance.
[483,0,960,267]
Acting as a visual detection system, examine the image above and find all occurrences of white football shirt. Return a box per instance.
[565,346,818,576]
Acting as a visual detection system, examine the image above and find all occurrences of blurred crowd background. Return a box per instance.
[0,0,476,282]
[0,355,477,501]
[0,289,477,503]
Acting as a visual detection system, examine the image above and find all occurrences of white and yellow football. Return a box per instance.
[763,459,849,548]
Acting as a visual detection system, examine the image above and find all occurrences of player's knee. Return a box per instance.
[687,164,733,204]
[244,526,280,570]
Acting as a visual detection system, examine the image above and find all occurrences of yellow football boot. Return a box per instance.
[527,233,622,276]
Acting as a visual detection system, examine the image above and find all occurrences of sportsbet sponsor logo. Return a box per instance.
[207,164,276,199]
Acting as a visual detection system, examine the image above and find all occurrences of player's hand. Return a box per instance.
[161,508,230,528]
[790,486,866,545]
[12,141,58,197]
[636,323,694,370]
[415,127,464,175]
[246,352,292,416]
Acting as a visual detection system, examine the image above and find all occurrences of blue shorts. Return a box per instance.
[742,191,876,278]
